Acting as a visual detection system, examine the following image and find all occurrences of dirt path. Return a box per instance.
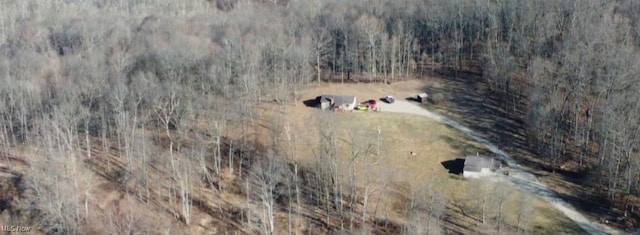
[378,100,624,235]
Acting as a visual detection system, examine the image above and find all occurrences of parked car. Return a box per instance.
[361,99,377,109]
[382,95,395,104]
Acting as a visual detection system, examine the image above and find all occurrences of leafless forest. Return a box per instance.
[0,0,639,234]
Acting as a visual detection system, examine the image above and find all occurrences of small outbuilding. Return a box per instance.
[417,93,429,103]
[316,95,357,112]
[463,155,502,178]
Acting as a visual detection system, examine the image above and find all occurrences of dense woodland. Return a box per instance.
[0,0,640,234]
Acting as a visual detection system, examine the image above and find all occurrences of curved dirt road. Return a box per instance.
[377,100,624,235]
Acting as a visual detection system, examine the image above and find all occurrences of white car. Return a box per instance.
[382,95,395,104]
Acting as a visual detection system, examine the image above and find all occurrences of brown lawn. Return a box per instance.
[243,79,585,234]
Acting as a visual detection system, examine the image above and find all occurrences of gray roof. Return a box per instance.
[318,95,356,106]
[463,155,500,172]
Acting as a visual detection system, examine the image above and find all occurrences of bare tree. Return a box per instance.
[311,27,333,84]
[407,181,446,235]
[517,193,533,235]
[314,112,340,227]
[345,122,374,232]
[495,187,511,235]
[26,104,97,234]
[176,148,194,225]
[249,155,292,235]
[355,14,383,82]
[284,120,302,232]
[475,178,494,224]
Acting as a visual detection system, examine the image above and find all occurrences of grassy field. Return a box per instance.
[241,80,586,234]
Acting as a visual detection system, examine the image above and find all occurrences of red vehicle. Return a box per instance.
[361,99,377,110]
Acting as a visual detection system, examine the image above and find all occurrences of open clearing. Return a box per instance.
[247,80,589,234]
[378,99,622,235]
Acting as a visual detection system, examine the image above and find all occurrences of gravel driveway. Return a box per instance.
[378,100,624,235]
[376,99,441,118]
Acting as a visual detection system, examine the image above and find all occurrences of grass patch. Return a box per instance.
[249,81,586,234]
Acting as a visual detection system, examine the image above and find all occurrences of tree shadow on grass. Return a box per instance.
[550,184,639,232]
[372,218,404,235]
[425,67,640,225]
[441,213,475,235]
[440,135,491,156]
[423,67,534,170]
[422,67,640,231]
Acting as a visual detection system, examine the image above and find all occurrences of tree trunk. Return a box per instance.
[317,45,321,84]
[391,36,396,82]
